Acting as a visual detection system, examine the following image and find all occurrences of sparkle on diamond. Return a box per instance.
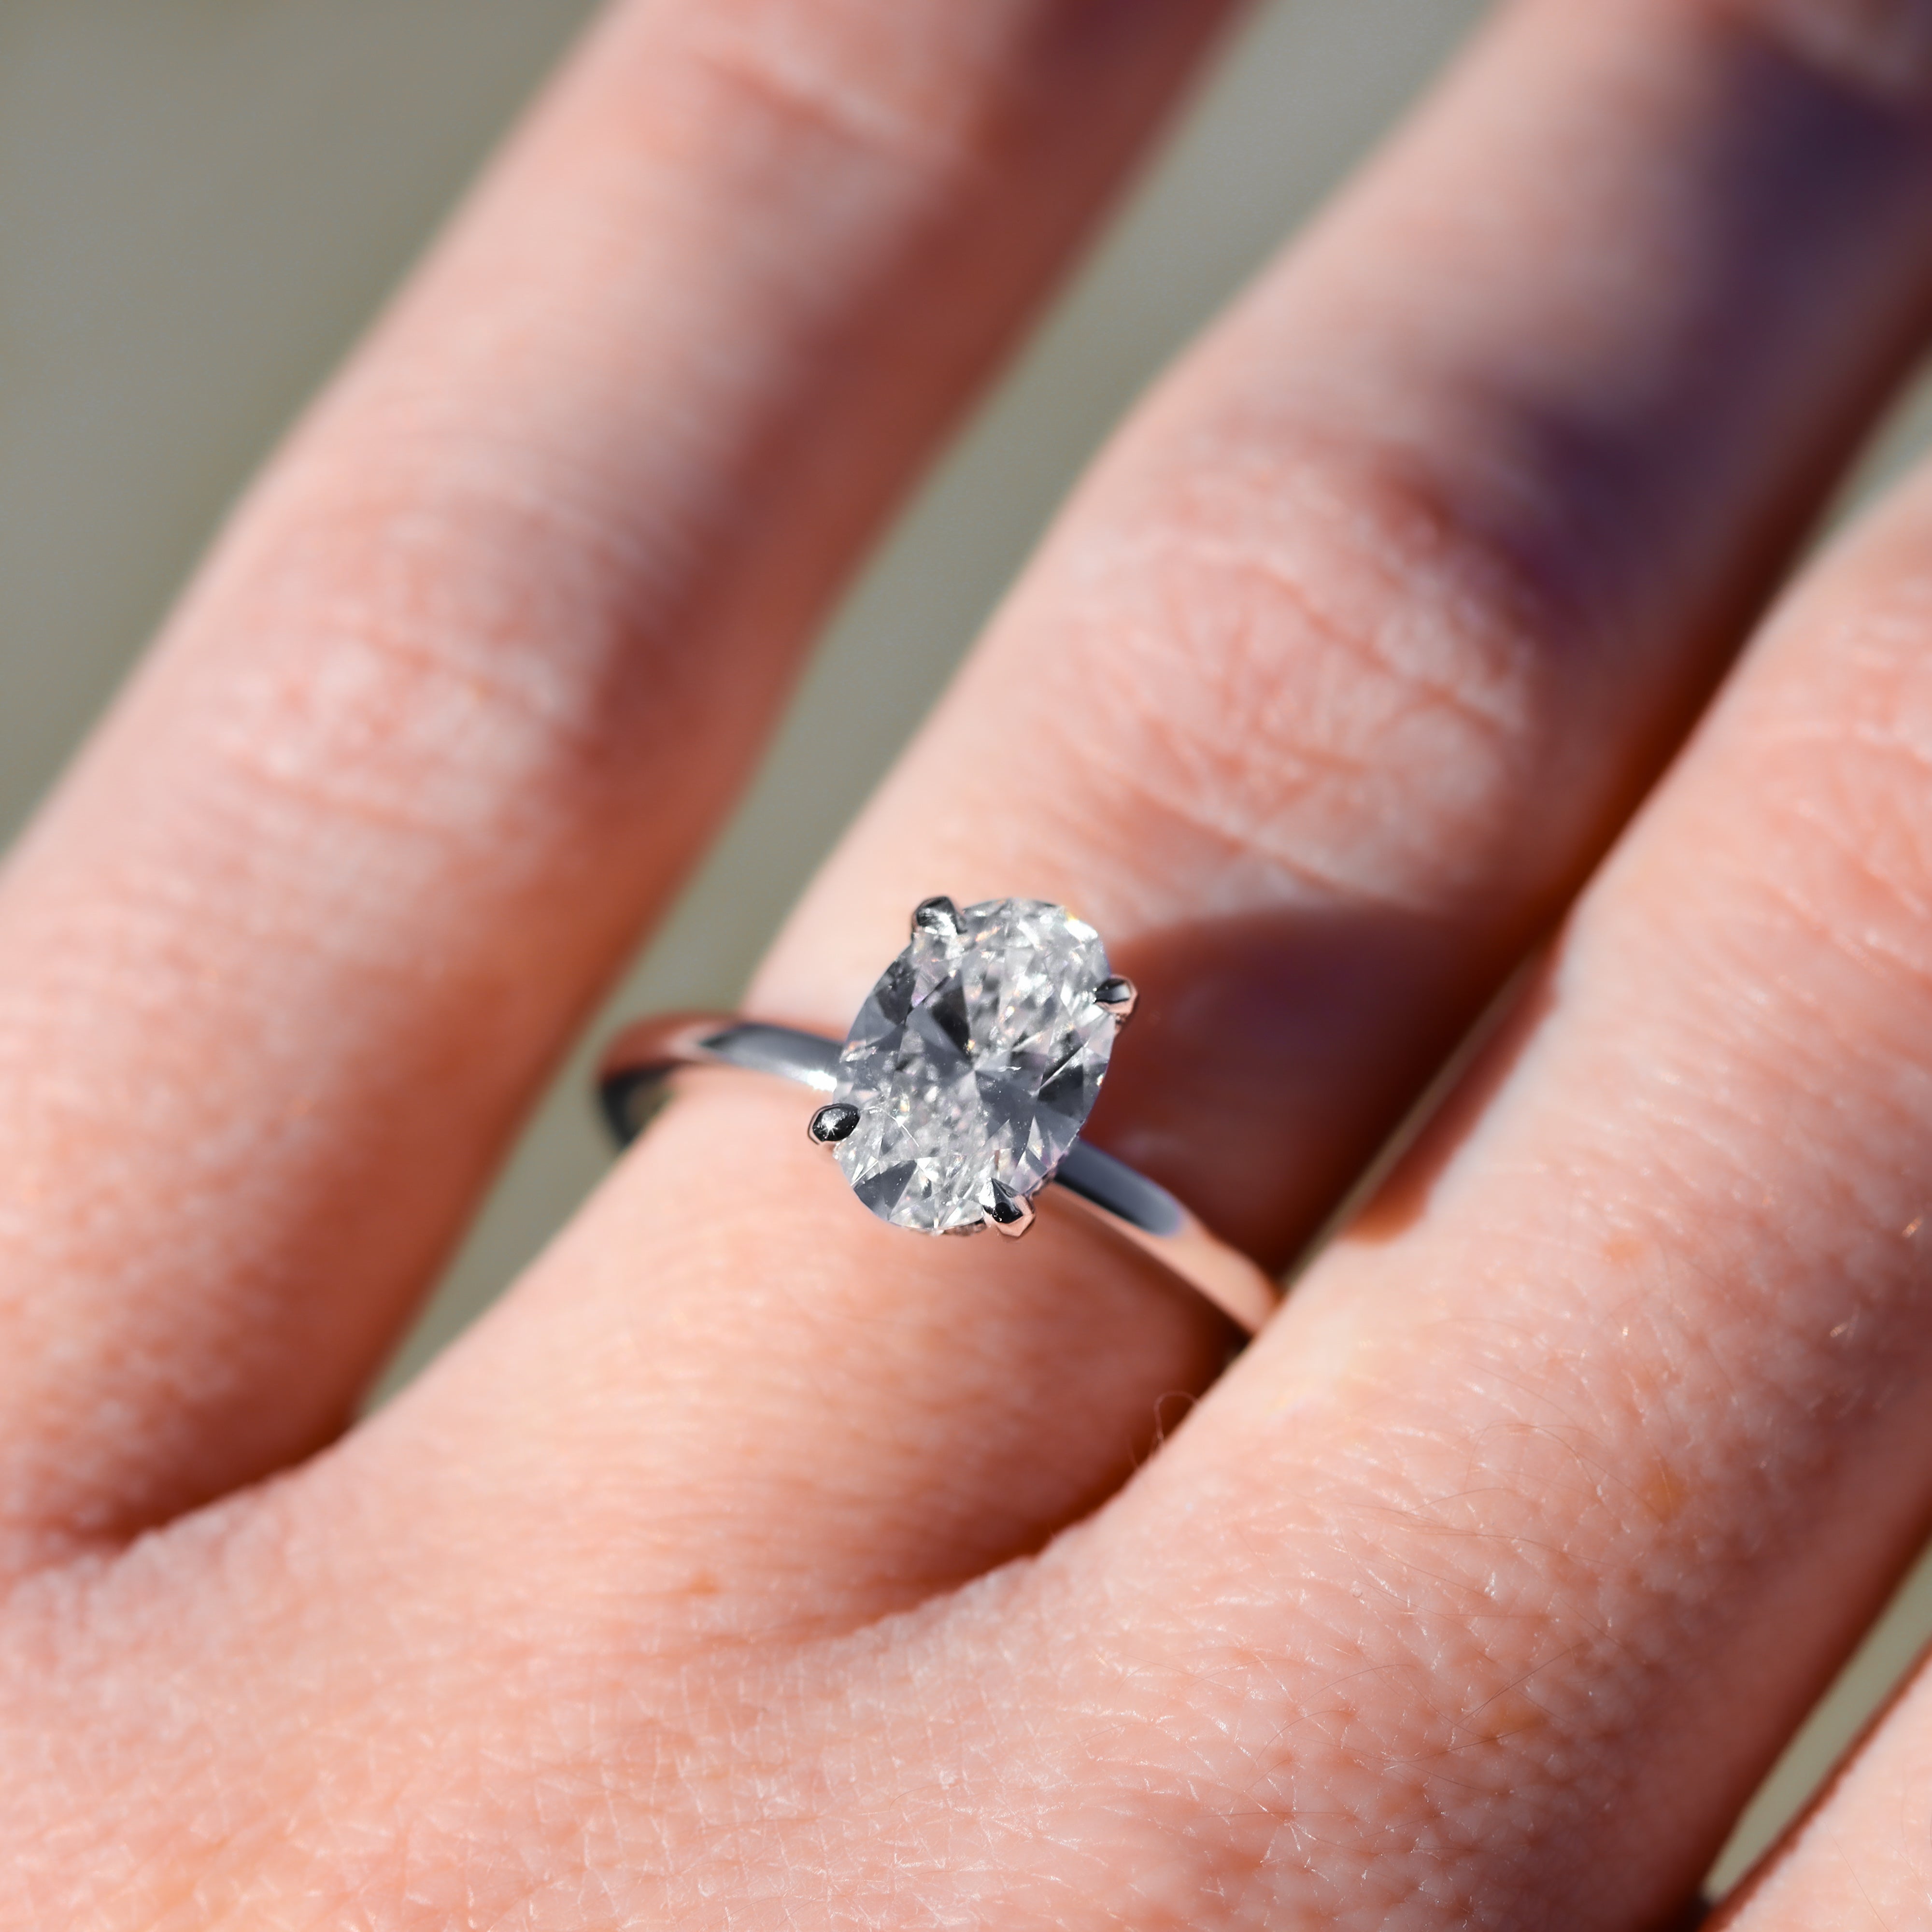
[831,897,1117,1233]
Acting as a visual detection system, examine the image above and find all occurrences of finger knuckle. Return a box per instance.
[677,7,988,182]
[1702,0,1932,97]
[199,440,660,848]
[1034,431,1590,909]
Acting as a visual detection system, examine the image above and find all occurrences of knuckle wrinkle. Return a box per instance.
[1715,0,1932,97]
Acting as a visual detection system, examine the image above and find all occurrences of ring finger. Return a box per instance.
[402,0,1932,1614]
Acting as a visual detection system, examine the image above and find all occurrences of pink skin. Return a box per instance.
[0,0,1240,1552]
[9,0,1932,1924]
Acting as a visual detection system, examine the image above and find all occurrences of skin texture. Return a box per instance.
[11,0,1932,1924]
[0,0,1240,1550]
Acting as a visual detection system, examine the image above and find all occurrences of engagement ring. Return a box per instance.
[598,896,1280,1333]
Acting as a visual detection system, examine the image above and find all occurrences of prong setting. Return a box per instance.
[808,1101,861,1146]
[987,1182,1035,1236]
[828,898,1118,1232]
[912,895,961,938]
[1095,974,1137,1024]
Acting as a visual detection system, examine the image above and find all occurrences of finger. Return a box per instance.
[1038,394,1932,1922]
[753,0,1932,1265]
[1709,1643,1932,1926]
[414,0,1932,1616]
[0,0,1238,1556]
[98,391,1932,1932]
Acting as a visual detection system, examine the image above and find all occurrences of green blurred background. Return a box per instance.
[4,0,1931,1893]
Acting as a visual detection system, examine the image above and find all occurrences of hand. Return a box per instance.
[9,0,1932,1923]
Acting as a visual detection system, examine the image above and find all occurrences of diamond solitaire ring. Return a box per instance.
[597,896,1281,1334]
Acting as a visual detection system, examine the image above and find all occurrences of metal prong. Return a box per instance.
[987,1183,1035,1237]
[1095,974,1138,1023]
[808,1101,860,1146]
[912,895,961,937]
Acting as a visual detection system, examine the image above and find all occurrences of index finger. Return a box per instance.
[0,0,1240,1558]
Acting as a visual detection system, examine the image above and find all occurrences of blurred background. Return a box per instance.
[6,0,1932,1893]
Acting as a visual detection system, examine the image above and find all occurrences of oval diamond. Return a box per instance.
[832,897,1118,1233]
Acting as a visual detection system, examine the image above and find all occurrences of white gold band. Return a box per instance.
[598,1012,1282,1335]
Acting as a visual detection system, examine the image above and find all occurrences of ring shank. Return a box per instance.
[598,1013,1282,1335]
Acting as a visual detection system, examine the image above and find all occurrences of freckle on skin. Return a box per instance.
[1462,1684,1549,1746]
[1639,1460,1689,1525]
[1601,1233,1644,1267]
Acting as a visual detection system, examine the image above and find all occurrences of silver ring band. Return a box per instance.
[598,1012,1282,1335]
